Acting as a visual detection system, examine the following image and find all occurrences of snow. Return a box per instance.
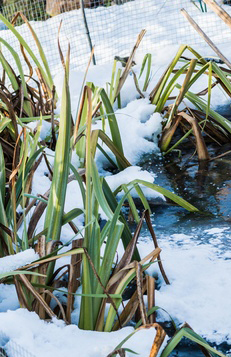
[0,309,166,357]
[1,0,231,73]
[92,97,163,169]
[105,100,162,164]
[138,238,231,346]
[2,229,231,353]
[0,285,19,312]
[1,0,231,355]
[105,165,165,201]
[0,249,39,274]
[204,227,230,235]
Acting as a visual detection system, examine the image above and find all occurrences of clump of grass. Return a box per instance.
[0,13,226,357]
[131,44,231,161]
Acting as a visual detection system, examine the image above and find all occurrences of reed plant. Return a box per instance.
[0,14,226,357]
[142,44,231,159]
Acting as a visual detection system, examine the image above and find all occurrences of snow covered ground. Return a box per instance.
[1,0,231,356]
[1,229,231,356]
[0,309,166,357]
[1,0,231,72]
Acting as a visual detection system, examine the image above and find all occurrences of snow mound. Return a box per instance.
[0,309,166,357]
[105,165,165,201]
[0,250,39,274]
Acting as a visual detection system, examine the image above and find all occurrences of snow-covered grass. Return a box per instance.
[1,229,231,355]
[1,1,231,356]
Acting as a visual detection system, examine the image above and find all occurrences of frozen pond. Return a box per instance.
[140,143,231,253]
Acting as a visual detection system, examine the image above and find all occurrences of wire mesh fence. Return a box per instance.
[0,0,231,73]
[0,332,35,357]
[1,0,48,23]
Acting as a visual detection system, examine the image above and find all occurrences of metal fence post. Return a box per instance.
[80,0,96,65]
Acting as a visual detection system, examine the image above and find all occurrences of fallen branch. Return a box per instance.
[181,8,231,70]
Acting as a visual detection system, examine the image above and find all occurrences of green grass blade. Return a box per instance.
[29,115,42,157]
[151,44,188,105]
[183,328,224,357]
[6,147,44,217]
[125,180,199,212]
[94,189,135,326]
[97,129,131,169]
[91,158,114,220]
[212,62,231,93]
[0,271,46,280]
[166,59,198,126]
[160,328,184,357]
[139,53,152,92]
[99,220,124,288]
[109,60,117,103]
[21,131,29,250]
[160,327,226,357]
[23,194,47,204]
[155,62,190,112]
[104,268,136,331]
[0,38,32,116]
[20,115,59,123]
[62,208,84,225]
[96,142,118,168]
[135,306,176,330]
[181,87,231,135]
[102,178,140,261]
[19,12,53,92]
[0,51,18,90]
[89,220,101,291]
[121,184,139,223]
[206,62,212,123]
[75,88,88,165]
[0,14,53,91]
[0,117,11,133]
[0,144,5,202]
[100,88,124,168]
[100,220,111,245]
[0,145,13,254]
[44,49,71,241]
[113,67,122,104]
[79,86,94,330]
[110,328,143,354]
[133,184,151,212]
[187,46,207,64]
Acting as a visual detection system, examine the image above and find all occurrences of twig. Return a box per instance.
[203,0,231,31]
[209,149,231,161]
[181,8,231,70]
[115,29,146,99]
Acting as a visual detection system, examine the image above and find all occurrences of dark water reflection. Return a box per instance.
[139,144,231,253]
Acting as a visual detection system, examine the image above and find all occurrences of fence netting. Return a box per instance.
[0,0,231,73]
[0,332,35,357]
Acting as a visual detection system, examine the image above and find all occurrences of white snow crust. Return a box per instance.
[0,250,39,274]
[0,309,167,357]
